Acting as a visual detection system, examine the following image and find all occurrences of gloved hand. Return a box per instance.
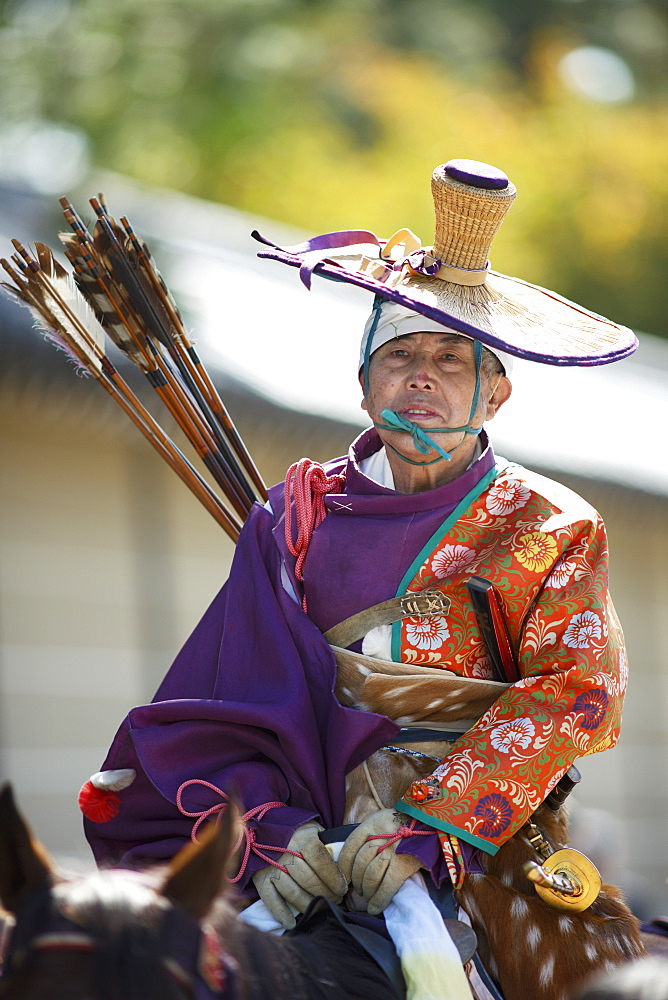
[338,808,425,915]
[252,821,347,929]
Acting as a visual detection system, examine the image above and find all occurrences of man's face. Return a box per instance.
[360,332,510,464]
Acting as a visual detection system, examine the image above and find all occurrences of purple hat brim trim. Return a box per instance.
[255,241,638,368]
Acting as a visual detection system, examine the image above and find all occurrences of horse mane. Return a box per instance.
[50,870,189,1000]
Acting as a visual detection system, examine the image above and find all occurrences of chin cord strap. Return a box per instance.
[376,410,471,465]
[373,339,484,466]
[362,294,384,398]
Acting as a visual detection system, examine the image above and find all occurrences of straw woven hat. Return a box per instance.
[255,158,637,367]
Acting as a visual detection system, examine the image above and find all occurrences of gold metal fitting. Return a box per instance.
[524,849,602,912]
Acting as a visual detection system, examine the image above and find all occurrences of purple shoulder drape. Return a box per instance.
[85,502,398,886]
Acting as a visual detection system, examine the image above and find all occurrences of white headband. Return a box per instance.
[359,302,514,377]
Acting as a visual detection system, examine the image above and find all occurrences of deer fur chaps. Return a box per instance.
[334,639,646,1000]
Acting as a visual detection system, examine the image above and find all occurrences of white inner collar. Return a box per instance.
[359,436,484,489]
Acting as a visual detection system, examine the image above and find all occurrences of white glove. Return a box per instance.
[252,821,347,929]
[338,809,424,915]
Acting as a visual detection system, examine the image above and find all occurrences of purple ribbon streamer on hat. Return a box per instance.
[252,229,380,290]
[252,228,443,288]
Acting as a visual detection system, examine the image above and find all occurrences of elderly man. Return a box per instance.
[84,160,641,996]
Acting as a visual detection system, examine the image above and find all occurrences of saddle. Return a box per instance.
[289,887,483,1000]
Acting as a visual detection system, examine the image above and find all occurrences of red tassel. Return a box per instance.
[199,927,226,992]
[78,780,121,823]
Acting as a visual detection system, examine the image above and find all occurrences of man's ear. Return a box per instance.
[485,376,512,421]
[359,369,368,412]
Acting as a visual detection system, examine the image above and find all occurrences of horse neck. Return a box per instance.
[230,920,313,1000]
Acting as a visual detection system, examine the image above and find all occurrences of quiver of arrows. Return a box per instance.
[1,196,267,541]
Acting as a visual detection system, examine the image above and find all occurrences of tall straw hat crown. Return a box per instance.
[255,157,638,367]
[430,160,516,271]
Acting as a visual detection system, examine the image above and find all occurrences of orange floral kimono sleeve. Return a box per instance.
[397,469,627,855]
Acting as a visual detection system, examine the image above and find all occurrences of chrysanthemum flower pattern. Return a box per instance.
[430,544,476,579]
[514,532,558,573]
[404,615,450,650]
[470,655,493,679]
[563,610,602,648]
[485,479,531,516]
[489,717,536,753]
[474,794,513,837]
[572,688,609,730]
[545,555,577,589]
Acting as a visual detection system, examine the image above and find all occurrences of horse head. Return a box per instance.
[0,784,238,1000]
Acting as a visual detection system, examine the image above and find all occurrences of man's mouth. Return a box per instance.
[400,408,442,422]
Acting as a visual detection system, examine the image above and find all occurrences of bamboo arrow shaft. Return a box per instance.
[6,196,266,540]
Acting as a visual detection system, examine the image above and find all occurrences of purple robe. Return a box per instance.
[87,428,492,887]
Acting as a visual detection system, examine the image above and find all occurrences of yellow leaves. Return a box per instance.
[5,0,667,336]
[576,180,648,259]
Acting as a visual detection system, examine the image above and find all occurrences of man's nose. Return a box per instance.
[407,353,437,388]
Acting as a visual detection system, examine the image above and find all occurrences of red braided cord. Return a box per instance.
[176,779,304,882]
[284,459,346,602]
[230,826,301,883]
[365,817,432,856]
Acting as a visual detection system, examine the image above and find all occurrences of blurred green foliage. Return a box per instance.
[0,0,666,336]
